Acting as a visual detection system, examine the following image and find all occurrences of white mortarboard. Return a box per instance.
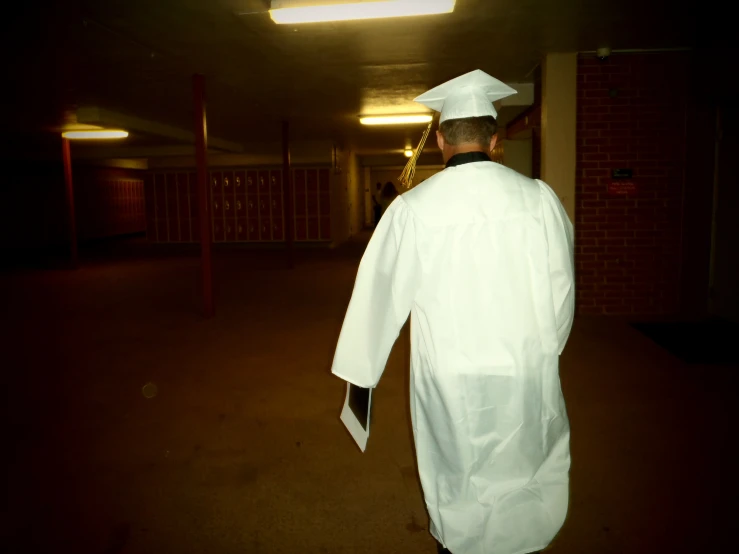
[414,69,518,123]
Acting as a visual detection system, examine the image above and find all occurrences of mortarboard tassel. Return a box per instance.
[399,117,435,190]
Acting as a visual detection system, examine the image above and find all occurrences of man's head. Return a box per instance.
[436,115,498,164]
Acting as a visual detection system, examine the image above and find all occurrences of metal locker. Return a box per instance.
[318,168,330,193]
[320,217,332,240]
[307,217,319,240]
[210,171,223,197]
[319,193,331,216]
[248,220,259,241]
[272,219,284,241]
[295,216,307,241]
[258,170,270,196]
[306,169,318,193]
[225,219,236,242]
[307,193,319,217]
[212,219,225,242]
[235,170,247,218]
[237,217,248,241]
[153,174,167,221]
[293,169,307,218]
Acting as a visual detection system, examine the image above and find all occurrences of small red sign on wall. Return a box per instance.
[608,181,637,196]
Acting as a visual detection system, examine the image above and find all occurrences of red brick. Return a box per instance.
[600,238,625,247]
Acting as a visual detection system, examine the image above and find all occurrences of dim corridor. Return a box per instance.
[3,239,735,554]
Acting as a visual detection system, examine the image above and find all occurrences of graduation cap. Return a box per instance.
[399,70,517,188]
[414,69,518,122]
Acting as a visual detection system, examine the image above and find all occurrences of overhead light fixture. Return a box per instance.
[270,0,456,24]
[404,148,413,157]
[360,114,433,126]
[62,130,129,139]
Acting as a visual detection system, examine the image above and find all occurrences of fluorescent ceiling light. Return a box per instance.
[62,130,129,139]
[270,0,456,24]
[404,148,413,157]
[360,114,433,125]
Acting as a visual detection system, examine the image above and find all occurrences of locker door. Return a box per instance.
[154,174,169,241]
[319,187,331,241]
[177,174,191,242]
[270,170,284,219]
[318,168,330,193]
[211,171,225,242]
[306,169,319,241]
[307,217,320,241]
[247,170,259,240]
[258,170,271,240]
[188,173,199,243]
[237,217,249,241]
[320,217,332,240]
[225,219,236,242]
[234,170,247,224]
[293,169,307,241]
[166,173,180,241]
[295,215,307,241]
[258,170,270,197]
[272,218,284,241]
[144,173,156,241]
[222,170,235,220]
[248,219,260,241]
[212,218,225,242]
[293,169,307,217]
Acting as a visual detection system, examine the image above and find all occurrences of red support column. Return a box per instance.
[282,121,295,269]
[193,74,214,318]
[61,137,78,268]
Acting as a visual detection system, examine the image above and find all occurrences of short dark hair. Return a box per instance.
[439,116,498,147]
[382,182,397,198]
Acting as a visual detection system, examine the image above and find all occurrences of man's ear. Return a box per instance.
[436,130,445,151]
[489,134,498,153]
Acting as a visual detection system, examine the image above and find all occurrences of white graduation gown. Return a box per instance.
[331,160,575,554]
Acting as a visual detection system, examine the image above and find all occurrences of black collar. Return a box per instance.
[445,151,492,168]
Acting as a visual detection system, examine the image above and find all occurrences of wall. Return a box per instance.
[330,147,351,246]
[542,53,577,221]
[502,139,533,178]
[346,151,363,237]
[576,52,689,315]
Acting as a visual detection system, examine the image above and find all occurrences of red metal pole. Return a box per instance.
[61,137,78,268]
[193,74,214,318]
[282,121,295,269]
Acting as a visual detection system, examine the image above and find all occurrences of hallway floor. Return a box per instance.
[3,240,736,554]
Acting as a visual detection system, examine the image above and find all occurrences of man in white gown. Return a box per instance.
[331,70,575,554]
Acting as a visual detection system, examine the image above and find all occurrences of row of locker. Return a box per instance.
[143,167,332,243]
[78,178,146,239]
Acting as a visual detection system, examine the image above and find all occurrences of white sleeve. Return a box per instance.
[538,180,575,354]
[331,196,422,388]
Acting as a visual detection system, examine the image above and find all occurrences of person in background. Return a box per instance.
[372,182,383,227]
[378,181,398,219]
[330,69,575,554]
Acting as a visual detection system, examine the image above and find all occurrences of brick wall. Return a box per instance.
[576,52,689,315]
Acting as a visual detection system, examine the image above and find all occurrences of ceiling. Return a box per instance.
[4,0,701,159]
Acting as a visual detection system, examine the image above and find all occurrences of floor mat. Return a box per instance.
[630,319,739,365]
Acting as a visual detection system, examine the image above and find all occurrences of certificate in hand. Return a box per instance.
[340,383,372,452]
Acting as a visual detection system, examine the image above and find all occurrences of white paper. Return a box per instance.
[340,383,372,452]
